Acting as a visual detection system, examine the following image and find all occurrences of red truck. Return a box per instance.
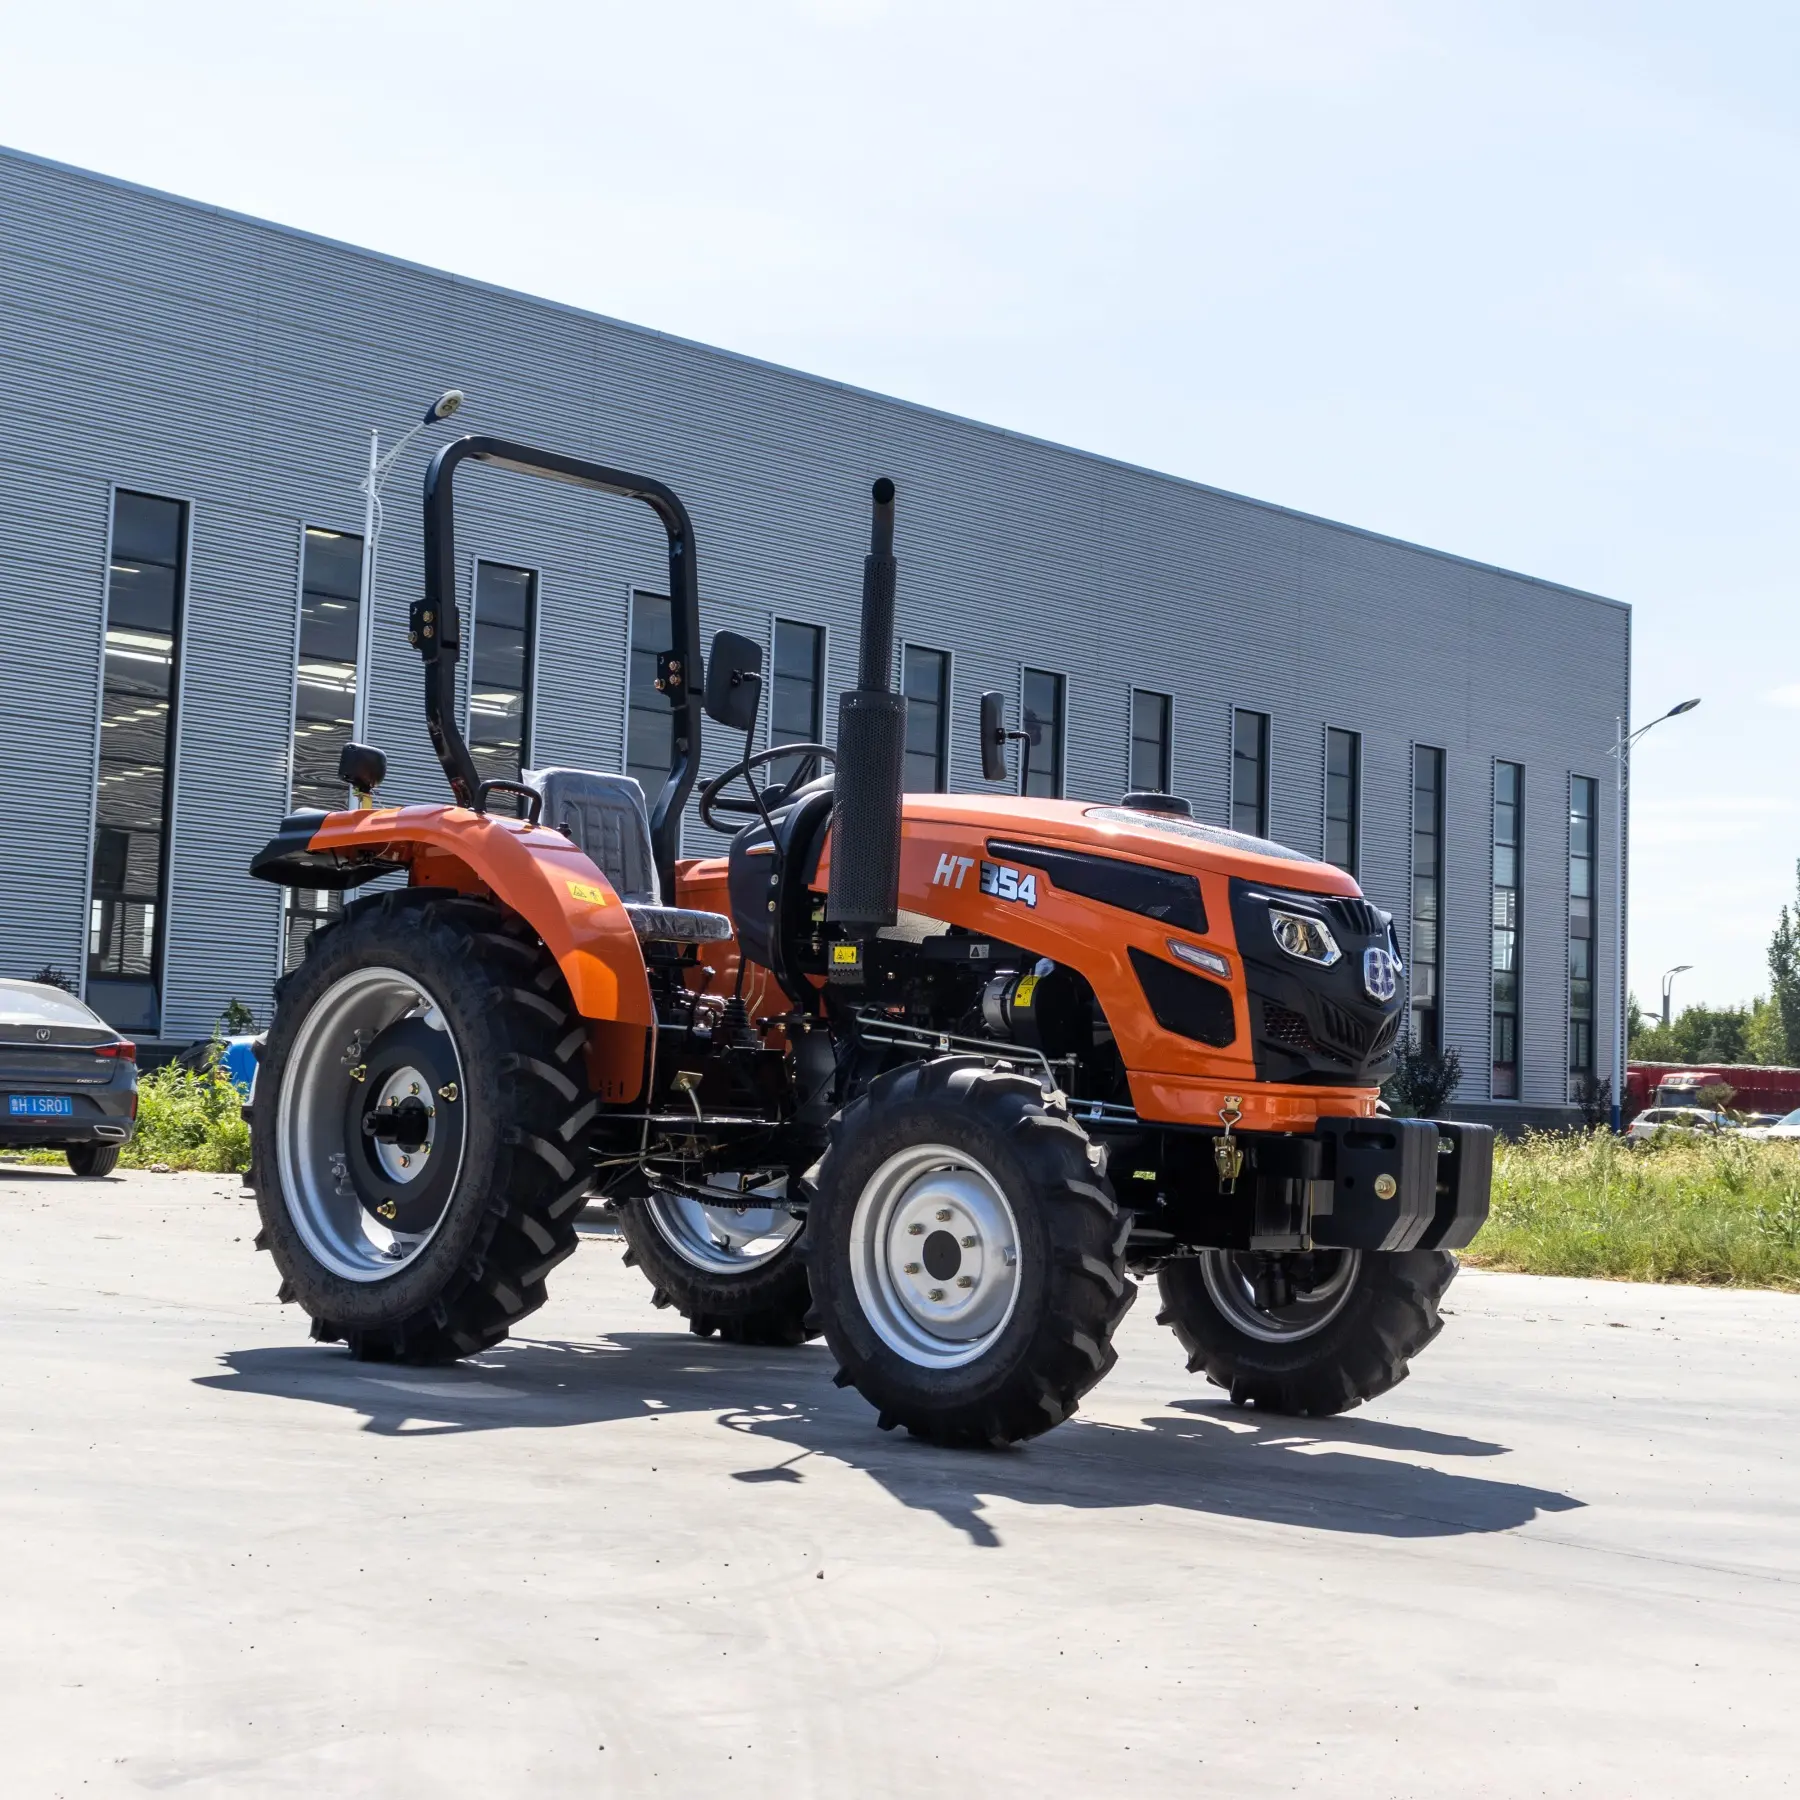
[1625,1062,1800,1120]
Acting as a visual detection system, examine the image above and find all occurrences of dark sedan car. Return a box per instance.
[0,980,137,1175]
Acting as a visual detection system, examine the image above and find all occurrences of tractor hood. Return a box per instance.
[896,795,1363,899]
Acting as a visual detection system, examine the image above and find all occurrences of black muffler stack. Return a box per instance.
[826,478,906,946]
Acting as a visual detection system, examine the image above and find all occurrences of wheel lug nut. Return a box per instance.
[904,1262,921,1275]
[906,1223,924,1236]
[961,1235,977,1248]
[956,1275,975,1288]
[928,1287,945,1301]
[935,1208,952,1221]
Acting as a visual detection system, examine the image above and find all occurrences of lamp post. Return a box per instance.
[1661,964,1692,1028]
[1610,698,1700,1129]
[351,388,465,751]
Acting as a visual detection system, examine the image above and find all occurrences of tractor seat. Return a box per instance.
[525,767,734,945]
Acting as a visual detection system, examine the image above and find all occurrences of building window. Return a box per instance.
[88,490,186,1033]
[283,526,363,972]
[290,528,363,810]
[469,562,536,804]
[1569,775,1598,1096]
[625,590,673,797]
[1232,709,1269,838]
[769,619,825,785]
[1410,745,1445,1051]
[902,645,949,792]
[1493,760,1523,1099]
[1021,668,1065,797]
[1130,689,1172,794]
[1325,727,1360,873]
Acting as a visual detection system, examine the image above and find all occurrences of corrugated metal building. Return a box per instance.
[0,145,1629,1125]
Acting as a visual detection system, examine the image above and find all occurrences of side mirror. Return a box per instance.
[703,630,763,733]
[337,741,387,795]
[979,690,1010,783]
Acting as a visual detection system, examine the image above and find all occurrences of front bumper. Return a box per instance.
[1239,1116,1492,1252]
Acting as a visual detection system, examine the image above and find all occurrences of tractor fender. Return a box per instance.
[253,804,654,1028]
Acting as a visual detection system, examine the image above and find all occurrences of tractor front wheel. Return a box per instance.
[804,1058,1134,1447]
[251,889,594,1362]
[1156,1248,1456,1416]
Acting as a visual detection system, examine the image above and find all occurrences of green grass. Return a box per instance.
[1466,1128,1800,1290]
[0,1057,250,1175]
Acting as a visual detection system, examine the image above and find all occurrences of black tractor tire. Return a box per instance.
[804,1057,1134,1447]
[251,888,595,1363]
[1156,1248,1457,1416]
[67,1143,121,1178]
[614,1192,816,1346]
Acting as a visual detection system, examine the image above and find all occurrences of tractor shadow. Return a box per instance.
[198,1331,1583,1548]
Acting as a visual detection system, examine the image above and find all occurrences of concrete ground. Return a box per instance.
[1,1167,1797,1799]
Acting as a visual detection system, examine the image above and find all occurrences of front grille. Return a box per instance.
[1262,1001,1353,1065]
[1317,998,1371,1057]
[1368,1011,1403,1059]
[1325,896,1384,938]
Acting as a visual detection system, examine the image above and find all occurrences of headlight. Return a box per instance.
[1269,907,1341,966]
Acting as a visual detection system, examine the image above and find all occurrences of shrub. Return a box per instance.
[121,1059,250,1173]
[1383,1034,1463,1117]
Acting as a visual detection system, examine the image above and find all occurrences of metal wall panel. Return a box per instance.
[0,146,1631,1106]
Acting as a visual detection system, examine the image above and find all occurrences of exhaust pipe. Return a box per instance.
[826,478,906,948]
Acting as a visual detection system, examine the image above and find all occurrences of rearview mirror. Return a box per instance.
[704,630,763,733]
[979,689,1009,783]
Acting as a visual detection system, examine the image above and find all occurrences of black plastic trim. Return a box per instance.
[1127,946,1236,1047]
[988,839,1206,933]
[248,811,404,891]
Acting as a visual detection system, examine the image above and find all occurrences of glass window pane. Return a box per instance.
[626,592,673,795]
[1492,760,1523,1098]
[1021,669,1064,797]
[902,645,948,792]
[470,563,535,810]
[1325,727,1359,873]
[1232,710,1268,838]
[288,527,365,817]
[89,490,187,1031]
[770,620,824,785]
[1130,689,1170,794]
[1568,774,1599,1088]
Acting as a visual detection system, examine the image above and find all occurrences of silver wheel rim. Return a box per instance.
[849,1143,1021,1370]
[644,1176,801,1275]
[275,965,466,1283]
[1200,1248,1362,1344]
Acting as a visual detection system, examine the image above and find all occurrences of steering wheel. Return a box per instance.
[698,742,837,833]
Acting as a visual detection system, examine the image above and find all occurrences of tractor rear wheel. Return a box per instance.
[251,889,594,1362]
[1156,1248,1456,1416]
[613,1177,815,1346]
[804,1057,1134,1447]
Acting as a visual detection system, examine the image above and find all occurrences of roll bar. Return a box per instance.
[412,434,704,900]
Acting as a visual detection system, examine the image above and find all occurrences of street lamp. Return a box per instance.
[1610,698,1701,1129]
[1661,964,1692,1028]
[351,388,466,749]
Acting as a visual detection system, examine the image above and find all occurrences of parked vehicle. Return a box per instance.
[1626,1062,1800,1120]
[173,1034,259,1095]
[244,439,1491,1446]
[1732,1108,1800,1141]
[1625,1106,1731,1145]
[0,980,137,1175]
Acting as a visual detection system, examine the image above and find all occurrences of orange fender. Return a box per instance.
[302,805,654,1030]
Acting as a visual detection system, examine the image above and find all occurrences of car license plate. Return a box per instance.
[8,1095,73,1117]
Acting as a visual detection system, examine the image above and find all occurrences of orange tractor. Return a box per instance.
[248,439,1489,1445]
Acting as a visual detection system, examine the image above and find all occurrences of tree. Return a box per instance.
[1631,1002,1750,1064]
[1745,996,1789,1066]
[1770,860,1800,1062]
[33,965,76,993]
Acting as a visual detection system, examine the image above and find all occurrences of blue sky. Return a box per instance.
[6,0,1795,1009]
